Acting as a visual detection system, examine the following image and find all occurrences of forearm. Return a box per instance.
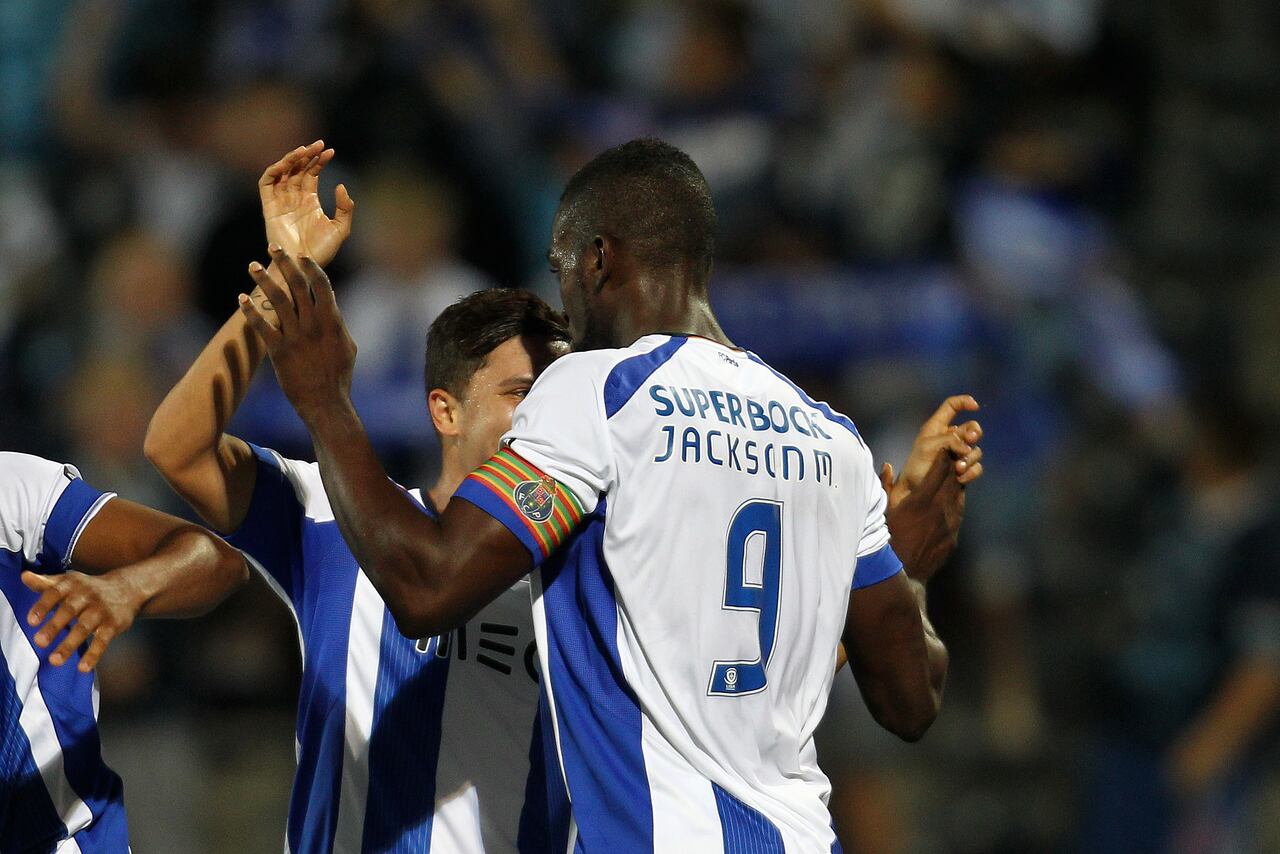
[146,306,265,530]
[102,527,248,619]
[910,579,949,696]
[1168,660,1280,792]
[305,402,450,629]
[846,573,947,741]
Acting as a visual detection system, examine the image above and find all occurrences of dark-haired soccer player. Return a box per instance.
[1,452,247,852]
[243,139,983,850]
[146,143,570,852]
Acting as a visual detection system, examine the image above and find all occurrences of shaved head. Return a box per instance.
[556,138,718,281]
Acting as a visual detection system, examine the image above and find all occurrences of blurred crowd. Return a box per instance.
[2,0,1279,851]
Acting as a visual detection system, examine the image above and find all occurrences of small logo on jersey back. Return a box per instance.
[725,668,739,690]
[514,477,556,523]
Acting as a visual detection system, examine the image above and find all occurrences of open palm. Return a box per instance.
[260,140,355,267]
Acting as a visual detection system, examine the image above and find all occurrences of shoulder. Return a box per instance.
[529,336,690,416]
[0,452,78,488]
[745,353,867,447]
[245,444,334,522]
[0,453,81,526]
[529,348,629,391]
[0,453,87,559]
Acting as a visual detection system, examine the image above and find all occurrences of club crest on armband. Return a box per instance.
[514,477,557,523]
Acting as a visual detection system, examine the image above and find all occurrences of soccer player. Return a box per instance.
[241,139,982,850]
[1,452,247,852]
[145,144,572,851]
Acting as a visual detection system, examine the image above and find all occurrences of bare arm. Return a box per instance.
[144,306,264,533]
[145,142,353,532]
[1166,659,1280,797]
[305,402,532,636]
[843,571,948,741]
[841,446,962,734]
[23,498,248,672]
[240,249,530,636]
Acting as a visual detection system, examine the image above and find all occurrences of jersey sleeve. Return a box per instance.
[0,452,115,568]
[453,354,614,565]
[223,444,317,608]
[851,463,903,590]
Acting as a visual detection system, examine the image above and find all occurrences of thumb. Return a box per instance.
[879,462,895,495]
[333,184,355,236]
[21,571,52,592]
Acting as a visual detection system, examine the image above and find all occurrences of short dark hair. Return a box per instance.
[425,288,571,399]
[558,138,717,278]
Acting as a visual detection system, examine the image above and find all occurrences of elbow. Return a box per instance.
[222,543,251,588]
[202,537,251,608]
[381,575,457,639]
[143,417,180,477]
[386,598,449,641]
[889,700,941,743]
[866,683,944,743]
[194,532,250,587]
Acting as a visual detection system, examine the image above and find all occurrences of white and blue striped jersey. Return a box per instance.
[0,453,127,853]
[454,334,902,852]
[227,445,551,853]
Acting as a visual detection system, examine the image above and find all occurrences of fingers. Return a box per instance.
[923,395,980,434]
[299,255,338,320]
[958,460,984,485]
[303,148,335,196]
[49,615,97,667]
[239,282,284,349]
[955,444,983,480]
[24,573,66,627]
[33,590,89,648]
[247,261,293,334]
[79,629,116,673]
[333,183,355,237]
[953,419,983,445]
[916,430,972,462]
[269,246,315,328]
[287,142,324,195]
[259,141,324,202]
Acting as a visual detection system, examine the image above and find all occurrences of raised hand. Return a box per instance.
[260,140,355,268]
[882,395,984,582]
[239,245,357,425]
[881,395,983,508]
[23,570,145,672]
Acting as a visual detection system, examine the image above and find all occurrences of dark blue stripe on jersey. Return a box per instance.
[0,564,128,852]
[852,544,904,590]
[539,499,654,850]
[288,521,360,854]
[604,336,688,419]
[527,691,573,854]
[225,445,306,607]
[40,477,105,566]
[745,353,862,442]
[0,595,65,853]
[514,706,550,850]
[362,614,451,852]
[712,783,785,854]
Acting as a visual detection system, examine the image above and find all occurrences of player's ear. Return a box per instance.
[428,388,463,438]
[589,234,621,294]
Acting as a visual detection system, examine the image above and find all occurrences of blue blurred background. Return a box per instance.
[2,1,1279,851]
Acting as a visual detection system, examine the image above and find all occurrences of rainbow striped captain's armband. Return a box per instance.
[453,447,587,562]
